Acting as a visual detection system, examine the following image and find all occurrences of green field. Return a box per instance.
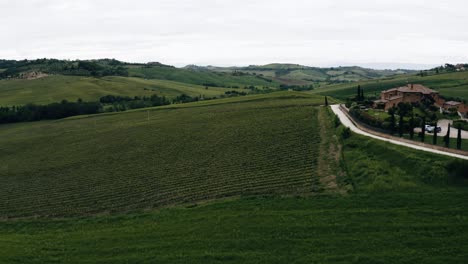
[314,71,468,100]
[0,75,247,106]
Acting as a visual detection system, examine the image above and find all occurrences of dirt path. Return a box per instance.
[330,104,468,161]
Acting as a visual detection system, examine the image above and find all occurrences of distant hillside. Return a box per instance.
[190,63,417,85]
[0,59,280,89]
[128,65,278,88]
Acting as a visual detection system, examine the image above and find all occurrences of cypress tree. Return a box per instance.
[433,121,437,145]
[409,114,414,139]
[325,96,328,106]
[445,124,451,148]
[389,108,396,135]
[457,125,462,150]
[357,85,361,101]
[421,117,425,142]
[398,114,404,137]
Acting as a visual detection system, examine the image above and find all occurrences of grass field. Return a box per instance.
[400,134,468,152]
[0,75,247,106]
[0,92,331,218]
[314,71,468,100]
[1,192,467,264]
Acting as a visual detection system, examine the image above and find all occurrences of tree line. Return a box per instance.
[0,93,210,124]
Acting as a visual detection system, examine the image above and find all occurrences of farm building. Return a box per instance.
[442,100,467,116]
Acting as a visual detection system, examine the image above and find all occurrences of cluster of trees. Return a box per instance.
[0,59,129,79]
[0,100,101,124]
[279,84,314,91]
[99,94,171,112]
[349,106,385,129]
[224,90,247,96]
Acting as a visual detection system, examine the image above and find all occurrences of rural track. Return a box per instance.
[330,104,468,161]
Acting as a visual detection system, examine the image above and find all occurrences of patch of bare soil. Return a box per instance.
[317,107,349,194]
[19,71,48,80]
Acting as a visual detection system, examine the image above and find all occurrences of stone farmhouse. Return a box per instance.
[373,84,441,110]
[373,84,467,116]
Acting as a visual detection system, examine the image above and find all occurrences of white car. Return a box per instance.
[426,126,441,133]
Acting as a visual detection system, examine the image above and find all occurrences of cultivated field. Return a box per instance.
[0,92,333,218]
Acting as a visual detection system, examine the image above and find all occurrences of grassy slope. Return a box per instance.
[128,66,279,88]
[0,75,246,106]
[314,71,468,100]
[0,92,324,218]
[1,193,467,264]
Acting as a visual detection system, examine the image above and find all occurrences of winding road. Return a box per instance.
[330,104,468,161]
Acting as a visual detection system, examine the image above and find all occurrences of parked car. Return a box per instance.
[426,126,441,133]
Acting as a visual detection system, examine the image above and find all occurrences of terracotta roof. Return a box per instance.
[384,84,438,95]
[382,88,398,93]
[400,84,438,94]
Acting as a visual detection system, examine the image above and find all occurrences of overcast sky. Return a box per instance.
[1,0,467,69]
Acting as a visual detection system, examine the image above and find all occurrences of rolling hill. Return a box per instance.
[314,70,468,100]
[0,75,249,106]
[0,59,280,91]
[195,63,416,85]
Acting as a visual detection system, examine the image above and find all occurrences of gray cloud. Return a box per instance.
[1,0,467,68]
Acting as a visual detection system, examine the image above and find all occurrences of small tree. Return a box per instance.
[457,125,462,150]
[433,120,438,145]
[325,96,328,106]
[361,88,365,101]
[444,124,451,148]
